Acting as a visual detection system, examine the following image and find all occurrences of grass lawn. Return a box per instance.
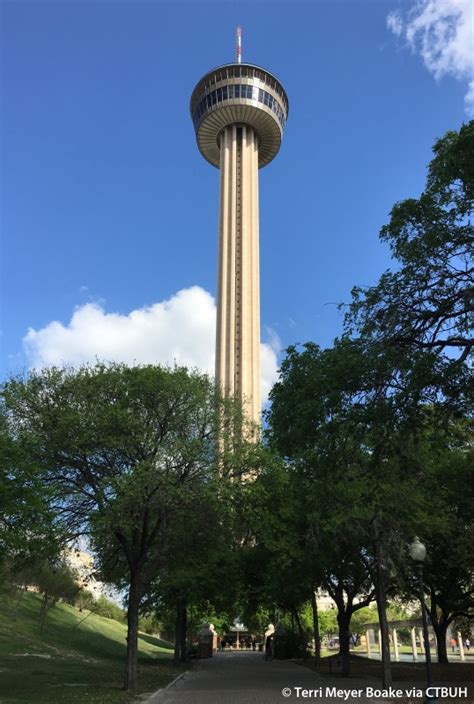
[298,654,473,702]
[316,653,474,682]
[0,590,184,703]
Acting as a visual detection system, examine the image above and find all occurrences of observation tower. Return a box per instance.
[190,28,289,426]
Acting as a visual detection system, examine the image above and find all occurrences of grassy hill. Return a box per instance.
[0,590,182,703]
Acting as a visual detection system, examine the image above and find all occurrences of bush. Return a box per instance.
[74,589,95,612]
[30,560,81,631]
[138,613,162,635]
[92,595,126,623]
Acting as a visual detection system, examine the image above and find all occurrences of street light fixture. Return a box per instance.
[410,537,437,703]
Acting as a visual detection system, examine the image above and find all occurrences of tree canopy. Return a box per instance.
[345,121,473,364]
[2,363,227,690]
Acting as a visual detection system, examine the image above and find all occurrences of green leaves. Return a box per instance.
[2,362,241,689]
[0,407,63,567]
[346,121,474,364]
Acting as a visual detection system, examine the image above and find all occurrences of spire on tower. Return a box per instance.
[236,26,242,63]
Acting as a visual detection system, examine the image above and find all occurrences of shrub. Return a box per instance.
[92,595,126,623]
[74,589,95,612]
[138,613,162,635]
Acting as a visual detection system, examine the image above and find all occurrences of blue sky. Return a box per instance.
[2,0,472,395]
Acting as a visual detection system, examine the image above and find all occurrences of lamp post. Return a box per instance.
[409,537,437,703]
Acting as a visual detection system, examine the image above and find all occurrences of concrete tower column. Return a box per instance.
[191,60,288,430]
[216,124,261,425]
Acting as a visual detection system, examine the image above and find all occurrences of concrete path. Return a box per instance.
[144,651,396,704]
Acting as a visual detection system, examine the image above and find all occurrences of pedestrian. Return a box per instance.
[450,637,457,653]
[265,634,273,661]
[252,636,257,651]
[465,638,471,652]
[220,638,226,651]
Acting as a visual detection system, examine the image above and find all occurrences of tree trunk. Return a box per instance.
[428,589,449,665]
[180,601,188,663]
[375,578,392,687]
[39,596,50,633]
[125,571,142,691]
[311,590,321,669]
[174,602,182,665]
[375,564,392,689]
[433,619,449,664]
[374,532,392,688]
[337,611,351,677]
[293,608,305,658]
[15,586,25,616]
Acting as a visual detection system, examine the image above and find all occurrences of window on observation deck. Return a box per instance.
[193,84,286,130]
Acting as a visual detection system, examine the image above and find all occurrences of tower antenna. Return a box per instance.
[236,26,242,63]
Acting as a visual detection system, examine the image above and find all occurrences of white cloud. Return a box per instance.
[260,327,281,405]
[465,80,474,114]
[23,286,280,406]
[387,11,403,36]
[387,0,474,116]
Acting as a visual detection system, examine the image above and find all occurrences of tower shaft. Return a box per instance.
[216,124,261,425]
[191,60,288,427]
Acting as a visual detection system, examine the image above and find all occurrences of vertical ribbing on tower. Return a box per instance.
[216,125,261,426]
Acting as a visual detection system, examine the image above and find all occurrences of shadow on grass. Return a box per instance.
[138,632,173,650]
[300,654,474,683]
[0,591,180,704]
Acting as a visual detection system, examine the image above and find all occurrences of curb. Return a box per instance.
[166,671,186,689]
[142,670,187,703]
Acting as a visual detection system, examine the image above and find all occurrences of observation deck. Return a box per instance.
[190,63,289,169]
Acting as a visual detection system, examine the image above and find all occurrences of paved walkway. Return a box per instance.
[145,651,398,704]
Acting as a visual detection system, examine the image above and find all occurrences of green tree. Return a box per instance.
[266,340,431,683]
[2,363,224,691]
[342,122,474,669]
[143,478,240,664]
[33,559,80,631]
[318,608,338,639]
[0,408,62,570]
[345,121,473,364]
[236,452,321,659]
[400,422,474,663]
[350,605,378,638]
